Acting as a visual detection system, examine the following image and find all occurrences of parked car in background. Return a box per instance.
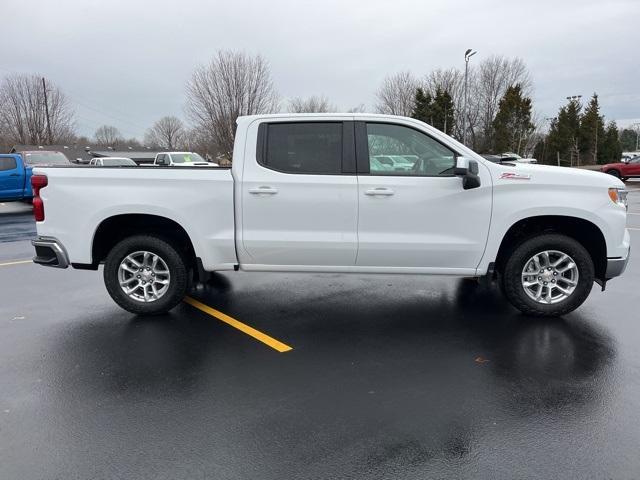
[30,113,629,318]
[373,155,416,171]
[481,154,520,164]
[89,157,137,167]
[153,152,214,167]
[600,155,640,180]
[0,151,70,202]
[500,152,537,164]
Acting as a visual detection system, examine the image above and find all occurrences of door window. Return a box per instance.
[262,122,342,174]
[366,123,456,176]
[0,157,17,171]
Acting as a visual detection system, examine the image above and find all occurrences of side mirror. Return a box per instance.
[454,157,481,190]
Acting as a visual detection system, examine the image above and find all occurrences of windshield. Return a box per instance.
[170,153,206,164]
[24,151,70,165]
[102,158,136,166]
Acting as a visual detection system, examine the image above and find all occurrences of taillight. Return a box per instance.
[31,174,48,222]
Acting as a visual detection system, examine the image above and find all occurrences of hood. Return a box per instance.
[488,161,625,189]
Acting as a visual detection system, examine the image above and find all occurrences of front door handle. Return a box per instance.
[248,186,278,195]
[365,187,394,196]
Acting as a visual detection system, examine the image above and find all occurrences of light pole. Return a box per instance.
[462,48,477,146]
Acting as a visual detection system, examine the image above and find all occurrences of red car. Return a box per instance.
[600,156,640,180]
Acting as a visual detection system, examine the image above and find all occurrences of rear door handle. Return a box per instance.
[365,187,394,196]
[9,173,20,177]
[248,186,278,195]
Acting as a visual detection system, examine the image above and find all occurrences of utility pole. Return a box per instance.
[462,49,477,146]
[42,77,52,144]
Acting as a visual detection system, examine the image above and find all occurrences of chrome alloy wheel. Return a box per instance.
[521,250,579,304]
[117,251,170,303]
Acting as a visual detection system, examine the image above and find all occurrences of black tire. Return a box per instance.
[607,169,620,178]
[104,235,188,315]
[502,234,594,317]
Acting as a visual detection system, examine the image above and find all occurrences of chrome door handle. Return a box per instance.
[248,186,278,195]
[365,188,394,196]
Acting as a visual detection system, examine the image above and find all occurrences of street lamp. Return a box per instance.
[462,48,477,145]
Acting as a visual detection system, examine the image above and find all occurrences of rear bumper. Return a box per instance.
[32,236,69,269]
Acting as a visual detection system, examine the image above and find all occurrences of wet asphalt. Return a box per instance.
[1,184,639,480]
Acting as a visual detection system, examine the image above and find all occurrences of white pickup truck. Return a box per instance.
[30,114,630,317]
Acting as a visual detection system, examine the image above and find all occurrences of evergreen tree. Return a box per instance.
[620,128,638,151]
[492,84,535,155]
[411,87,454,135]
[430,87,455,135]
[600,121,622,164]
[546,98,581,165]
[412,88,433,124]
[578,93,605,164]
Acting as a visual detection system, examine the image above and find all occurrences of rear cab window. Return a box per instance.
[0,157,18,171]
[259,122,343,175]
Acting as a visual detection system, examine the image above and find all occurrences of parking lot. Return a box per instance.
[1,183,639,479]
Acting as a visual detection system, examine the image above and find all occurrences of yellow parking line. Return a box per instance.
[0,259,32,267]
[184,296,293,353]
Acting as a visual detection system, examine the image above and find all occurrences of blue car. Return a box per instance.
[0,151,70,202]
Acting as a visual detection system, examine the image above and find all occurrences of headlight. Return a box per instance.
[608,188,628,209]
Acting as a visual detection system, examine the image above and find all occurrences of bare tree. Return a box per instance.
[94,125,123,146]
[185,50,279,159]
[475,55,532,151]
[144,116,185,149]
[375,71,418,117]
[288,95,336,113]
[0,73,75,145]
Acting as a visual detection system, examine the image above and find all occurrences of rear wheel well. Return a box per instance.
[92,214,197,270]
[495,216,607,281]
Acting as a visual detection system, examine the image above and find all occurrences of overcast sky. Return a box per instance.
[2,0,638,139]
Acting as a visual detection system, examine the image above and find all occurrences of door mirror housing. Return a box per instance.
[454,157,481,190]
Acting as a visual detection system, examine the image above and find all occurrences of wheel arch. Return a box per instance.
[91,213,197,269]
[494,215,607,281]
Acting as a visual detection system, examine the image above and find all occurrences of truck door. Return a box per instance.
[0,155,24,200]
[354,121,492,272]
[240,120,358,267]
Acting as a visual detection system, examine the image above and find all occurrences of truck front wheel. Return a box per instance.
[104,235,188,315]
[502,234,594,317]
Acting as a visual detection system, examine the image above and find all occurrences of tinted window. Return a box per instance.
[366,123,456,176]
[264,122,342,174]
[156,154,166,165]
[0,157,17,171]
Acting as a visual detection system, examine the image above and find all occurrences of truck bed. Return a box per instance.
[33,166,238,270]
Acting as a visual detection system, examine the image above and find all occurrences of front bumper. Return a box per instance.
[32,236,69,269]
[605,248,630,279]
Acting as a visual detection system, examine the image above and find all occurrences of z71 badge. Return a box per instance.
[499,172,531,180]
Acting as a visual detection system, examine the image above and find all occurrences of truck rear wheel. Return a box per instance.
[502,234,594,317]
[104,235,188,315]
